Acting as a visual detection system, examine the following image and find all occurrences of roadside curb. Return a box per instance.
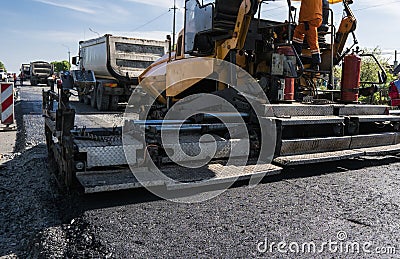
[0,129,17,165]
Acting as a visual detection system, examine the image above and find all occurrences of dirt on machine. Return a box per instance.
[43,0,400,195]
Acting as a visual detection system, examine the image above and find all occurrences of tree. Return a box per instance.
[0,61,6,72]
[357,47,392,104]
[51,60,71,73]
[359,47,389,87]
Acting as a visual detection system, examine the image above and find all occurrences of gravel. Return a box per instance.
[75,157,400,258]
[1,85,400,258]
[0,86,110,258]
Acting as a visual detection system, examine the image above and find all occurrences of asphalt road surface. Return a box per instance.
[1,84,400,258]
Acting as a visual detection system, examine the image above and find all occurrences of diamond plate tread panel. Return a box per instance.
[163,138,248,162]
[76,170,141,193]
[165,163,282,190]
[274,150,364,166]
[350,133,396,149]
[280,137,352,156]
[351,115,400,123]
[389,110,400,115]
[355,144,400,156]
[74,138,123,148]
[263,104,334,117]
[396,133,400,145]
[266,116,344,126]
[74,114,124,128]
[335,105,388,116]
[83,146,127,168]
[74,136,143,168]
[76,164,282,193]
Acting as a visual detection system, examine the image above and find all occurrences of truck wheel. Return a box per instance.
[45,125,52,152]
[78,90,85,103]
[109,95,119,111]
[96,84,110,111]
[90,89,96,108]
[30,79,36,86]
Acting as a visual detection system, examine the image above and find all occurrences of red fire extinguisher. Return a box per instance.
[341,53,361,103]
[277,46,295,101]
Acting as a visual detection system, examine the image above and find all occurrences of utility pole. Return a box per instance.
[62,44,71,65]
[394,50,398,68]
[170,0,178,51]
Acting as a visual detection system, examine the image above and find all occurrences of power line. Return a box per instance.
[132,10,171,32]
[354,0,400,11]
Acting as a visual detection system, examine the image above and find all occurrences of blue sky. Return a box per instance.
[0,0,399,72]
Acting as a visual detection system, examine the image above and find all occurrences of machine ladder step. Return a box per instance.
[267,115,344,126]
[355,143,400,156]
[76,163,282,194]
[274,143,400,166]
[350,115,400,123]
[274,150,365,166]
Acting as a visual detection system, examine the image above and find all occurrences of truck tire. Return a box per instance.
[96,84,110,111]
[30,79,36,86]
[78,95,84,103]
[109,95,119,111]
[78,90,85,103]
[90,89,96,108]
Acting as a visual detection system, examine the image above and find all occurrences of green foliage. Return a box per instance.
[359,47,390,88]
[51,60,71,73]
[357,47,393,105]
[333,66,342,89]
[332,47,392,105]
[0,61,6,72]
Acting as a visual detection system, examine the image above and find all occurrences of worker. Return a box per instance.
[20,72,24,86]
[389,72,400,106]
[292,0,323,71]
[320,0,329,32]
[13,73,17,85]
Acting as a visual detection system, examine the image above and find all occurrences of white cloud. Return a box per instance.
[33,0,96,14]
[10,29,82,43]
[124,0,184,9]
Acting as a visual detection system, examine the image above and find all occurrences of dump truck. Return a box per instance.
[70,34,168,111]
[43,0,400,195]
[30,61,53,86]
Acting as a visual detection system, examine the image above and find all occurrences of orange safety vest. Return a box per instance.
[298,0,322,22]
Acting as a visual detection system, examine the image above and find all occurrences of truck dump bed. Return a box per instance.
[79,34,167,84]
[30,61,52,76]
